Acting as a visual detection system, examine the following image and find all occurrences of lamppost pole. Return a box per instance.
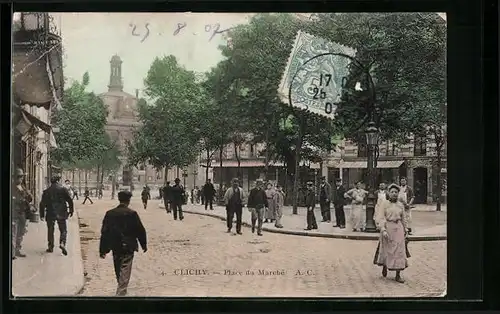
[364,121,379,232]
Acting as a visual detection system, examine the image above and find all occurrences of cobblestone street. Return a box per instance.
[77,198,446,297]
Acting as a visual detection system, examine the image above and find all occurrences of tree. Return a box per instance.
[52,72,109,171]
[127,56,201,182]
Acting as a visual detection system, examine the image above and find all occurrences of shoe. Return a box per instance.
[257,233,263,236]
[264,219,269,223]
[333,224,339,227]
[12,256,16,260]
[382,267,387,277]
[15,251,26,258]
[180,217,184,221]
[326,220,331,223]
[251,226,255,233]
[60,244,68,256]
[312,226,318,230]
[46,247,54,253]
[237,231,242,235]
[395,276,405,283]
[275,225,283,228]
[321,220,327,222]
[304,228,312,231]
[340,225,346,229]
[227,228,232,233]
[174,218,177,220]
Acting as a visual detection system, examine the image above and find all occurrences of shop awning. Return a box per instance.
[23,109,52,134]
[213,160,285,168]
[337,160,404,169]
[48,131,58,149]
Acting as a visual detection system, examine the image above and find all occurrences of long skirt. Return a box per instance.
[350,203,365,230]
[373,221,409,271]
[265,199,276,220]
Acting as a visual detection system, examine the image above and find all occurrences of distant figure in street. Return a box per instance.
[162,182,172,213]
[194,186,201,204]
[39,175,74,255]
[82,187,94,204]
[304,181,318,230]
[345,181,368,232]
[264,183,276,223]
[11,168,33,259]
[399,178,415,235]
[247,179,268,236]
[373,184,410,283]
[72,187,79,200]
[99,191,147,296]
[319,176,332,223]
[170,178,186,221]
[274,185,285,228]
[202,179,216,210]
[224,178,246,235]
[332,178,346,228]
[63,180,74,199]
[374,182,389,227]
[141,186,151,210]
[98,187,103,199]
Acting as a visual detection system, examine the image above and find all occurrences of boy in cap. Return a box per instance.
[247,179,268,236]
[304,181,318,230]
[99,190,148,296]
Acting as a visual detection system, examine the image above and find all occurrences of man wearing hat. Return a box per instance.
[332,178,346,228]
[247,179,269,236]
[170,178,186,220]
[319,176,332,223]
[304,181,318,230]
[11,168,33,259]
[223,178,247,234]
[39,175,74,255]
[99,190,148,296]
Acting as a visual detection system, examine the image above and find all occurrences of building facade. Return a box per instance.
[12,13,63,206]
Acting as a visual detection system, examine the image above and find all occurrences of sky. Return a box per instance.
[49,13,254,95]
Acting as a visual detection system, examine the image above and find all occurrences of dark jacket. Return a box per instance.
[99,204,147,255]
[319,182,332,203]
[162,185,171,200]
[247,188,268,209]
[305,189,316,209]
[202,183,216,197]
[333,185,346,206]
[39,183,74,220]
[141,189,151,200]
[84,189,90,197]
[170,184,185,203]
[12,184,33,220]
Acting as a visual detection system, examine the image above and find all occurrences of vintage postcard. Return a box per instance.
[11,12,447,298]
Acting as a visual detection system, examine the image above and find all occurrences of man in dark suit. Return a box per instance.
[202,179,216,210]
[319,176,332,222]
[39,175,74,255]
[332,178,346,228]
[162,182,172,213]
[82,187,93,204]
[170,178,186,220]
[223,178,246,235]
[99,191,147,296]
[304,181,318,230]
[247,179,268,236]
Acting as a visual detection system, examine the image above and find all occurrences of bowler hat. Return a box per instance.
[118,190,133,202]
[174,178,181,182]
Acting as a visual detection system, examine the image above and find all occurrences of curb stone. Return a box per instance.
[179,209,446,242]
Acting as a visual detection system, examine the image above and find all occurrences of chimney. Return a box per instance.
[135,89,139,99]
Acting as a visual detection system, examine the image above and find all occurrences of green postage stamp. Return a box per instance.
[278,30,357,120]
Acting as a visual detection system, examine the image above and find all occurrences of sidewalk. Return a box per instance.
[11,213,84,297]
[160,203,446,241]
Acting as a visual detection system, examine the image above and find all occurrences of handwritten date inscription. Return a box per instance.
[129,22,233,43]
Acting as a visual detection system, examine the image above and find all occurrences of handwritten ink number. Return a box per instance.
[205,23,233,41]
[129,23,150,43]
[312,87,326,100]
[173,22,187,36]
[319,74,332,87]
[325,102,333,114]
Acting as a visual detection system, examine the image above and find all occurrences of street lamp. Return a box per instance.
[364,121,380,232]
[182,167,188,188]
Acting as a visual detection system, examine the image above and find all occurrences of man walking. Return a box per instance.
[304,181,318,230]
[12,168,33,259]
[141,186,151,210]
[274,185,285,228]
[162,182,172,213]
[224,178,246,235]
[99,191,147,296]
[39,175,74,255]
[333,178,346,228]
[82,187,93,204]
[72,186,79,200]
[399,177,415,234]
[202,179,216,210]
[247,179,268,236]
[319,176,332,223]
[170,178,186,221]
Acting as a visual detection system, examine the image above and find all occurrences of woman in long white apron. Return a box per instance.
[344,181,368,232]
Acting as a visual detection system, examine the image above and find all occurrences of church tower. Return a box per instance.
[108,54,123,92]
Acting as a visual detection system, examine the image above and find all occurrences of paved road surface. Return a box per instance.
[77,198,446,297]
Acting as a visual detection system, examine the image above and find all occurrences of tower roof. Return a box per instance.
[110,54,122,63]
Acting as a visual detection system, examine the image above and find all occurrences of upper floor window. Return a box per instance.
[413,133,427,156]
[386,141,398,156]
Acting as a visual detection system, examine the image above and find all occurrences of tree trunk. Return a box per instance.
[96,166,100,194]
[78,170,82,193]
[205,149,210,181]
[84,170,88,187]
[219,145,224,191]
[71,170,75,186]
[234,142,241,179]
[164,167,169,185]
[292,117,305,215]
[435,139,443,211]
[100,165,105,192]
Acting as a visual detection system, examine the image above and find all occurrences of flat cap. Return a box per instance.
[50,175,61,183]
[118,190,133,202]
[387,183,401,192]
[174,178,181,182]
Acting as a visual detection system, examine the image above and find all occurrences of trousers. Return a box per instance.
[334,205,346,226]
[47,218,68,248]
[172,202,184,220]
[306,208,318,229]
[320,201,331,221]
[250,207,265,234]
[226,206,243,232]
[12,216,27,253]
[275,205,283,226]
[204,196,213,210]
[112,250,134,296]
[163,199,171,212]
[83,196,93,204]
